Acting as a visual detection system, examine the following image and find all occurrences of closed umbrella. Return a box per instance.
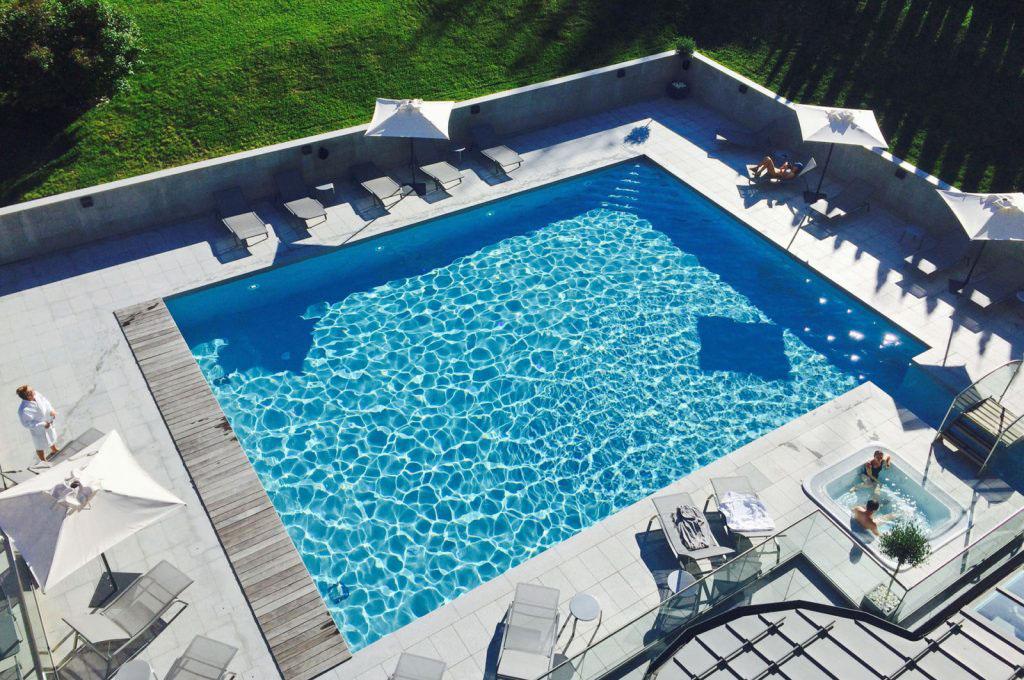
[0,430,185,598]
[365,98,454,194]
[795,104,888,201]
[939,190,1024,291]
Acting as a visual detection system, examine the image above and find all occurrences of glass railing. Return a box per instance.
[894,504,1024,627]
[0,536,54,678]
[537,509,904,680]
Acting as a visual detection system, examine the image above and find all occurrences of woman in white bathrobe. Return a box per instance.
[16,384,58,461]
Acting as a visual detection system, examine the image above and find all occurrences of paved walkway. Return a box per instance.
[0,94,1022,678]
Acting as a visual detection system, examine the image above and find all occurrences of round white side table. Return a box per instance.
[558,592,603,649]
[114,659,155,680]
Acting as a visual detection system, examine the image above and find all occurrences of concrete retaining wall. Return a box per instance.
[0,53,677,265]
[1,47,1013,267]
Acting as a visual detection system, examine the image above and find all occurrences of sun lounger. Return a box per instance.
[747,157,817,186]
[705,477,777,544]
[496,583,560,680]
[419,161,463,194]
[470,124,523,175]
[165,635,238,680]
[274,171,327,227]
[807,182,871,222]
[391,653,447,680]
[214,188,269,249]
[58,560,192,677]
[351,162,414,210]
[649,492,734,575]
[902,238,970,279]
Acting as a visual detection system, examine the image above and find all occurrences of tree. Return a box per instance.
[879,521,931,599]
[0,0,141,112]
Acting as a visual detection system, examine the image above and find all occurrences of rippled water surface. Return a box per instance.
[169,162,928,649]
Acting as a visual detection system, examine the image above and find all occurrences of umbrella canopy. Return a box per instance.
[794,104,888,148]
[938,190,1024,241]
[365,98,453,140]
[0,430,185,591]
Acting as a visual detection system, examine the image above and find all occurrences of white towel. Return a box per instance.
[718,491,775,533]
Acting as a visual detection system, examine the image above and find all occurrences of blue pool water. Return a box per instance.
[168,161,935,649]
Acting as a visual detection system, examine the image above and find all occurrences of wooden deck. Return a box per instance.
[116,299,351,680]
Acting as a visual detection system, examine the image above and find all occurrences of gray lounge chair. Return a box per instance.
[351,162,414,210]
[165,635,238,680]
[391,653,446,680]
[496,583,560,680]
[705,476,777,544]
[57,560,192,678]
[470,124,523,175]
[274,171,327,227]
[649,492,734,575]
[419,161,464,194]
[747,157,817,186]
[807,181,871,222]
[215,188,269,248]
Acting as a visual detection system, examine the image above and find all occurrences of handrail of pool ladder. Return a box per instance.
[980,409,1024,474]
[936,359,1023,436]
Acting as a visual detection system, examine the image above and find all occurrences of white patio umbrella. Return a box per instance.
[939,190,1024,290]
[365,98,454,192]
[0,430,185,595]
[795,104,888,200]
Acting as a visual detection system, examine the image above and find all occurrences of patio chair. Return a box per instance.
[747,157,817,187]
[164,635,238,680]
[496,583,560,680]
[0,428,105,488]
[390,653,447,680]
[274,170,327,227]
[704,476,777,545]
[351,162,414,210]
[57,560,192,678]
[648,492,734,575]
[214,188,269,249]
[470,124,523,175]
[419,161,464,194]
[806,182,871,223]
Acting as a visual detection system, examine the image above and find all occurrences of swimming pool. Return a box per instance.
[168,160,934,649]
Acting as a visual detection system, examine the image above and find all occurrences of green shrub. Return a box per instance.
[676,36,696,56]
[0,0,141,111]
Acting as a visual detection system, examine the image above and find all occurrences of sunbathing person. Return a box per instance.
[752,156,803,180]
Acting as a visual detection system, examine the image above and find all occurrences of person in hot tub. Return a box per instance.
[864,449,891,483]
[853,499,886,536]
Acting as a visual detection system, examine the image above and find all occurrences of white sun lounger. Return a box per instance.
[471,124,523,175]
[351,162,414,210]
[705,476,777,544]
[164,635,238,679]
[275,171,327,227]
[215,188,269,248]
[496,583,560,680]
[649,492,734,575]
[419,161,464,194]
[391,653,447,680]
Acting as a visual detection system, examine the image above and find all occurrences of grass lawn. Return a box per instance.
[2,0,1022,206]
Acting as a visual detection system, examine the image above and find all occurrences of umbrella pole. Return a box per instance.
[98,552,119,605]
[950,241,987,294]
[805,143,834,203]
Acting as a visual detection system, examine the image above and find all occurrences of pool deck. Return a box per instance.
[1,93,1023,678]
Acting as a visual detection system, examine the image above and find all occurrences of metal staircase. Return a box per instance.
[936,360,1024,472]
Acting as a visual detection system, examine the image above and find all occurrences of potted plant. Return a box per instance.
[865,521,931,617]
[667,37,696,99]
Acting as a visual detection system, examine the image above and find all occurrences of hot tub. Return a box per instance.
[803,444,969,568]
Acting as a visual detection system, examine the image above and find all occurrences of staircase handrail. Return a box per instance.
[937,359,1023,435]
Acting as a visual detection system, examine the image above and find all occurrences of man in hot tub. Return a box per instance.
[853,499,886,536]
